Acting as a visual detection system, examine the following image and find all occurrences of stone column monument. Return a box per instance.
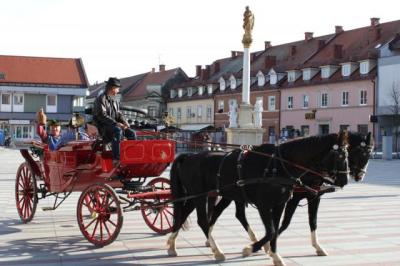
[225,6,265,145]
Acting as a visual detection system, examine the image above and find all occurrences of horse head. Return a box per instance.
[348,132,373,182]
[320,131,350,188]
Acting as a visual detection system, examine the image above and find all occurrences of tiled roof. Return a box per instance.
[123,68,185,101]
[87,73,147,99]
[304,20,400,67]
[0,55,88,86]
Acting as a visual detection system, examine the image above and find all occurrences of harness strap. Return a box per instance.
[236,150,250,205]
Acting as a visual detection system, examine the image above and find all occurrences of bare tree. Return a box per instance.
[389,82,400,157]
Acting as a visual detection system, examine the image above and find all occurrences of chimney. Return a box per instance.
[264,41,272,50]
[196,65,202,77]
[305,32,314,41]
[231,51,237,57]
[334,44,343,59]
[264,55,276,69]
[203,65,211,80]
[214,62,220,74]
[151,67,155,73]
[370,17,380,27]
[335,25,344,34]
[290,45,296,56]
[318,40,325,49]
[159,64,165,72]
[251,53,256,62]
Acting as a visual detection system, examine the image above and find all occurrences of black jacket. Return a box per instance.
[93,93,127,127]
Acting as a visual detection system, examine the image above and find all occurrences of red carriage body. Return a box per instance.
[16,135,176,246]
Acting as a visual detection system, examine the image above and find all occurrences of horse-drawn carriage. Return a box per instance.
[15,130,175,247]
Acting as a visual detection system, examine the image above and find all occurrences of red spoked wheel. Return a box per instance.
[141,177,173,234]
[77,183,123,247]
[15,163,38,223]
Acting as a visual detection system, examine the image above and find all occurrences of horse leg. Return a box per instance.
[205,197,232,247]
[308,196,328,256]
[269,203,287,266]
[278,196,301,235]
[195,198,225,261]
[242,206,277,264]
[167,201,195,257]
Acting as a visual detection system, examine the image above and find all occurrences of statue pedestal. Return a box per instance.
[225,127,265,146]
[238,103,254,128]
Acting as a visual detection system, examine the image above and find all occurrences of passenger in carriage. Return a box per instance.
[93,77,137,164]
[36,109,90,150]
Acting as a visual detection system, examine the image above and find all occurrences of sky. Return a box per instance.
[1,0,399,84]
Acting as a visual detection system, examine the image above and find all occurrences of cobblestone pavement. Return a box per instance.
[0,147,399,266]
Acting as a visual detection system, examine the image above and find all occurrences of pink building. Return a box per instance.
[281,78,374,136]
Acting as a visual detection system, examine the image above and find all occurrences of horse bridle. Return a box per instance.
[324,143,350,183]
[349,141,373,177]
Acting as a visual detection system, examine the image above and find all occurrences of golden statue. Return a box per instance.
[242,6,254,48]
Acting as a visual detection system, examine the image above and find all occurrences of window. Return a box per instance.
[303,95,309,108]
[13,94,23,105]
[357,124,368,135]
[168,107,174,116]
[206,105,212,118]
[319,124,329,135]
[46,95,57,113]
[230,76,236,89]
[0,72,5,80]
[303,69,310,80]
[197,105,202,118]
[321,67,329,79]
[187,87,193,97]
[270,74,277,85]
[218,100,224,112]
[219,78,226,91]
[198,86,204,95]
[207,84,213,94]
[148,106,157,117]
[186,107,192,118]
[268,96,276,111]
[1,93,10,105]
[170,90,176,98]
[342,91,349,106]
[178,89,183,97]
[257,73,265,86]
[301,125,310,137]
[342,64,350,76]
[360,62,368,74]
[177,108,181,120]
[360,90,367,105]
[321,93,328,107]
[287,96,293,109]
[287,72,296,82]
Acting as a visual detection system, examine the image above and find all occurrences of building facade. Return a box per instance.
[0,55,88,142]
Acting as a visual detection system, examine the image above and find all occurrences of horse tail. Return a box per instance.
[170,153,192,231]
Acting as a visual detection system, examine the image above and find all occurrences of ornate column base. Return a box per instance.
[225,127,266,146]
[238,103,254,129]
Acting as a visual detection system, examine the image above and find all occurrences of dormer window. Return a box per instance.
[219,77,226,91]
[320,65,339,79]
[229,75,237,89]
[302,68,318,81]
[340,62,358,77]
[207,84,213,94]
[359,59,376,75]
[287,70,301,83]
[178,88,183,98]
[257,71,265,86]
[187,87,193,97]
[270,74,277,85]
[170,89,176,98]
[198,86,204,95]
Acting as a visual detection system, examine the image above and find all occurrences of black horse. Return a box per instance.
[167,132,349,266]
[207,131,373,258]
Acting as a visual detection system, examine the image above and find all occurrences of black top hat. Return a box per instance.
[105,77,121,88]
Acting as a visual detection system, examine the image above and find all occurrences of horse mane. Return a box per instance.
[255,133,347,164]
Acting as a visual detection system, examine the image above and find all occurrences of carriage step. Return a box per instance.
[42,207,56,211]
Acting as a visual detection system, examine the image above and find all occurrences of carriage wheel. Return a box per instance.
[77,183,123,247]
[15,163,38,223]
[141,177,173,234]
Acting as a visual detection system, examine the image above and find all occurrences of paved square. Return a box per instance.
[1,147,399,265]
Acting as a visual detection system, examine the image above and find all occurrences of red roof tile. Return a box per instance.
[0,55,88,86]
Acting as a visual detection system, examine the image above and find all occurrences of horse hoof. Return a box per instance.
[214,252,226,261]
[242,245,253,257]
[167,249,177,257]
[205,240,210,247]
[316,249,328,256]
[263,244,270,254]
